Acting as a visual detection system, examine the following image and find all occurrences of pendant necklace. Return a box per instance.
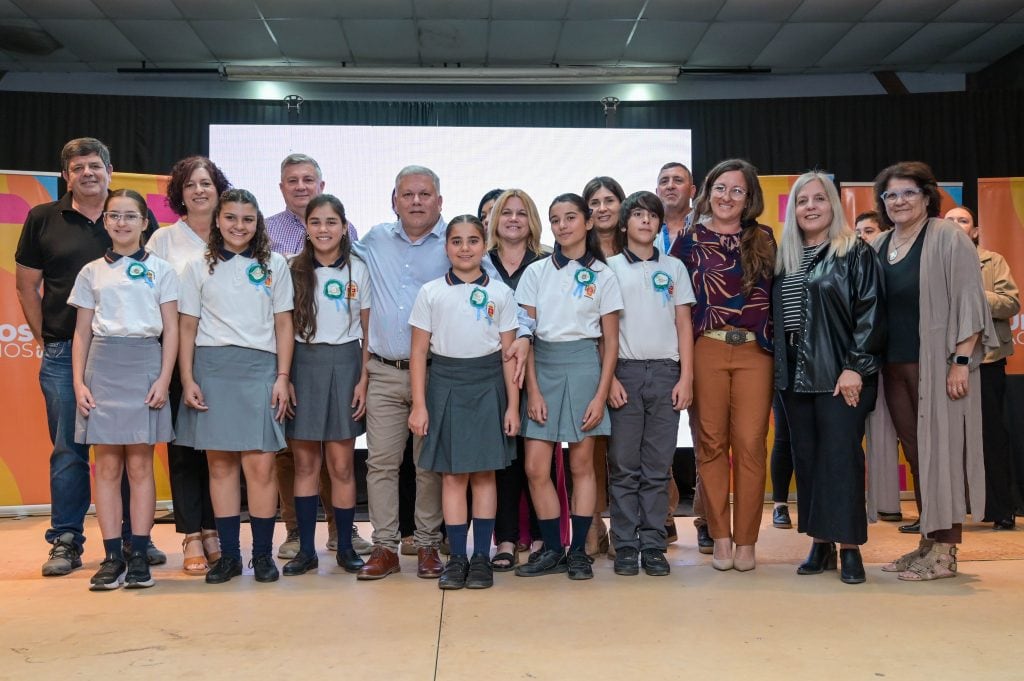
[887,227,921,263]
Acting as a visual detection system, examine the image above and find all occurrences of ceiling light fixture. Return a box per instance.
[222,65,681,85]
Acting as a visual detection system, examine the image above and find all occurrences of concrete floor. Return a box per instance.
[1,503,1021,681]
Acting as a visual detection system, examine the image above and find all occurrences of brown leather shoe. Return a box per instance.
[356,546,400,581]
[417,547,443,579]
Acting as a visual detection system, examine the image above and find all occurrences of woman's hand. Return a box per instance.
[145,376,170,410]
[527,390,547,425]
[408,405,429,437]
[947,364,970,400]
[833,369,863,408]
[607,377,628,409]
[183,380,207,411]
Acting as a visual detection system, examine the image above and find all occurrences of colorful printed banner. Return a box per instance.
[0,170,173,508]
[840,182,963,228]
[978,178,1024,375]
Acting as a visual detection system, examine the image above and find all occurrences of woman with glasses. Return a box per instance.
[873,162,995,581]
[670,159,776,572]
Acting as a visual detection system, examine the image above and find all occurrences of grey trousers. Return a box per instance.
[608,359,681,551]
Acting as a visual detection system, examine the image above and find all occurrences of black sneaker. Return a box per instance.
[696,524,714,555]
[205,555,243,584]
[124,551,155,589]
[439,555,469,590]
[42,532,83,577]
[566,548,594,580]
[640,548,671,576]
[282,551,319,576]
[773,505,793,529]
[465,554,494,589]
[89,557,127,591]
[613,546,640,576]
[514,548,567,577]
[251,554,280,583]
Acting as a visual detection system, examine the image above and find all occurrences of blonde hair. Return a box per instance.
[486,189,544,255]
[776,171,857,275]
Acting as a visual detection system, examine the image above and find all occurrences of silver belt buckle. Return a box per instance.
[724,330,747,345]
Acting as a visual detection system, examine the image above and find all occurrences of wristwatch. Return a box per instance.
[952,355,970,366]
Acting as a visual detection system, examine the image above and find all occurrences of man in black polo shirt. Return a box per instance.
[15,137,162,576]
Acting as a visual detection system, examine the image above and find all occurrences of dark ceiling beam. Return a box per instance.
[968,44,1024,91]
[873,70,909,95]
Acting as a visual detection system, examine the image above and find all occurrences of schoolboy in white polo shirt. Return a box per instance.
[606,191,695,577]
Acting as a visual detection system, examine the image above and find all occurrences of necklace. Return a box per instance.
[887,226,922,262]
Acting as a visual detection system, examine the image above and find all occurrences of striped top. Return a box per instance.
[780,243,825,332]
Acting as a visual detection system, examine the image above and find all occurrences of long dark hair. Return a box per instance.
[205,188,271,274]
[549,193,606,264]
[292,194,352,343]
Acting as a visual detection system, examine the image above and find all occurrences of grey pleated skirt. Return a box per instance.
[419,352,516,474]
[75,336,174,445]
[174,346,285,453]
[522,338,610,443]
[286,340,365,441]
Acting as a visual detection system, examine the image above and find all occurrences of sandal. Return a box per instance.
[881,539,933,572]
[182,533,208,575]
[490,543,519,572]
[201,529,222,564]
[898,544,957,581]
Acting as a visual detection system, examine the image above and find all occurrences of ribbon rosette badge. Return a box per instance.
[469,287,491,324]
[324,279,345,311]
[651,271,673,305]
[126,261,154,288]
[573,267,597,298]
[247,263,272,297]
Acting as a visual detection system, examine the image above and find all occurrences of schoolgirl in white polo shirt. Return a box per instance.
[514,193,623,580]
[69,189,179,591]
[282,194,371,577]
[605,191,696,577]
[408,214,520,590]
[176,188,295,585]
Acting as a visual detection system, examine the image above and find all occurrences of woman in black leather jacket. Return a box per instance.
[771,171,885,584]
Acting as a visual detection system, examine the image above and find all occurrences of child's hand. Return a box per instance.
[408,405,429,437]
[271,375,290,422]
[581,396,606,432]
[504,406,520,437]
[145,376,170,410]
[607,377,628,409]
[183,380,208,411]
[286,382,297,419]
[351,375,368,421]
[74,384,96,417]
[671,377,693,411]
[504,338,531,389]
[527,391,547,425]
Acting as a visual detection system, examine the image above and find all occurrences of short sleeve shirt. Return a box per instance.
[267,209,359,256]
[296,256,372,345]
[409,270,518,358]
[146,219,208,275]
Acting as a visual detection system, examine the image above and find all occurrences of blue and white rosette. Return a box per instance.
[126,261,154,288]
[469,286,490,324]
[324,278,344,311]
[651,270,672,305]
[573,267,596,298]
[247,263,272,297]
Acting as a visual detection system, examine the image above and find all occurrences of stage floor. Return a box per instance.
[1,502,1020,681]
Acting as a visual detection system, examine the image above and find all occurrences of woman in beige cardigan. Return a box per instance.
[872,161,996,581]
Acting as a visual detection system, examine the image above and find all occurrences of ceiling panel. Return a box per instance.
[92,0,181,19]
[268,19,351,61]
[0,0,25,18]
[413,0,489,20]
[492,0,569,20]
[942,22,1024,63]
[343,19,419,62]
[418,19,487,62]
[114,20,213,63]
[566,0,644,21]
[190,20,281,60]
[754,22,853,68]
[487,20,560,64]
[642,0,725,21]
[7,59,90,70]
[817,22,924,67]
[171,0,260,20]
[622,21,708,63]
[881,22,992,65]
[255,0,348,18]
[717,0,803,22]
[9,0,102,19]
[863,0,957,22]
[325,0,412,19]
[37,19,145,61]
[555,20,633,62]
[788,0,877,22]
[687,22,782,66]
[937,0,1024,22]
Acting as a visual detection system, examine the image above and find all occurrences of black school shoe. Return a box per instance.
[772,505,793,529]
[696,524,714,554]
[613,546,640,576]
[898,521,921,534]
[337,548,365,573]
[206,555,243,584]
[124,551,155,589]
[439,555,470,590]
[90,557,127,591]
[640,548,671,576]
[514,548,567,577]
[251,554,280,583]
[465,554,494,589]
[282,551,319,576]
[566,548,594,580]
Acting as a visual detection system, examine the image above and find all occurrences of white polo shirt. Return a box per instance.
[296,256,372,345]
[607,249,696,361]
[68,249,178,338]
[409,270,518,358]
[515,247,623,342]
[145,219,208,275]
[178,249,294,354]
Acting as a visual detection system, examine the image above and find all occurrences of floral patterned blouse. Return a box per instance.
[670,221,775,352]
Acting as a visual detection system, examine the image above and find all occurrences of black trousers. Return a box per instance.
[494,437,542,545]
[167,368,215,534]
[981,360,1015,522]
[769,391,793,503]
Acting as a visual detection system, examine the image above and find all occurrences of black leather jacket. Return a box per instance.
[773,238,886,392]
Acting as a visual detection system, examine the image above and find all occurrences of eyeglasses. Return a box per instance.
[880,188,923,203]
[711,184,748,199]
[103,211,144,224]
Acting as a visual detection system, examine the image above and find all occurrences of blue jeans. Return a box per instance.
[39,340,91,550]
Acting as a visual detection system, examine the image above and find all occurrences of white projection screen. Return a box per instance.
[209,124,693,448]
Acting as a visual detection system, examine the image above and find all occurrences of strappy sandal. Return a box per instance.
[201,529,222,564]
[182,533,208,575]
[898,544,957,581]
[881,539,933,573]
[490,546,519,572]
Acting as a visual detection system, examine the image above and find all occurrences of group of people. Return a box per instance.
[14,136,1012,593]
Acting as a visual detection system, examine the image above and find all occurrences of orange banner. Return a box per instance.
[978,178,1024,375]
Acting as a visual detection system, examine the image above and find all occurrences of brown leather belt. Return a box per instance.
[703,329,756,345]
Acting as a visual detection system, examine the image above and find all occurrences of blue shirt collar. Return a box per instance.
[390,216,446,244]
[218,246,254,261]
[314,254,347,269]
[622,247,659,263]
[552,243,597,270]
[104,247,147,264]
[444,268,489,286]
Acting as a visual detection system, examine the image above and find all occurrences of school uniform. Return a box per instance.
[409,269,519,473]
[515,246,623,442]
[175,249,294,452]
[605,249,695,551]
[288,255,371,441]
[68,248,178,445]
